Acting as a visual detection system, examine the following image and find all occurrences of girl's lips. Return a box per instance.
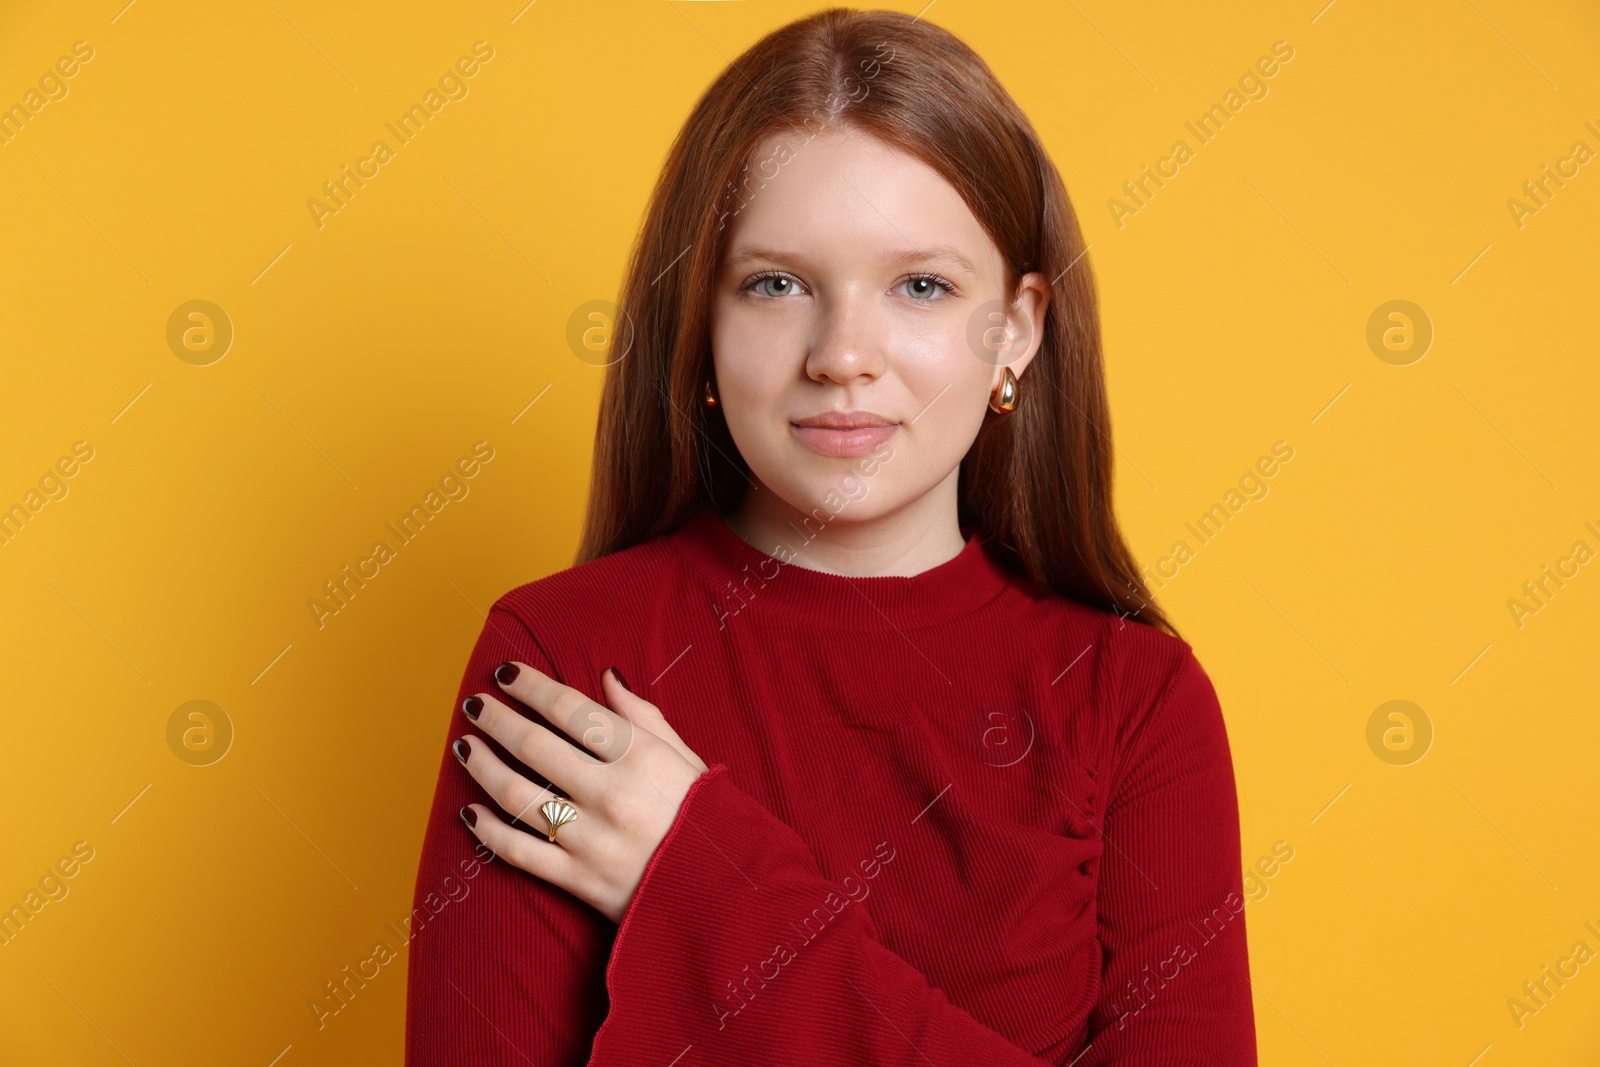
[791,423,899,458]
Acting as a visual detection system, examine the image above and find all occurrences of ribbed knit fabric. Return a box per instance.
[405,504,1257,1065]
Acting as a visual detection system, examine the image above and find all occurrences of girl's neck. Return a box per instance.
[722,472,968,579]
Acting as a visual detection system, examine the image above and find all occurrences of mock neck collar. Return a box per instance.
[671,503,1013,632]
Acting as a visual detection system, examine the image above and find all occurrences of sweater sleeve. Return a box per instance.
[589,762,1059,1065]
[405,605,615,1066]
[1080,645,1258,1064]
[589,644,1257,1067]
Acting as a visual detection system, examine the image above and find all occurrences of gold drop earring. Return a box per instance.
[988,366,1019,414]
[702,378,719,408]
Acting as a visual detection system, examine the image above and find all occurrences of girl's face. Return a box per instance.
[711,127,1050,526]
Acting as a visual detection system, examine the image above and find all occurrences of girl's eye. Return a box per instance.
[901,274,955,300]
[745,272,803,298]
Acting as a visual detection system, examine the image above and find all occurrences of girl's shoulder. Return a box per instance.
[494,534,678,608]
[1005,579,1199,689]
[482,518,707,665]
[1006,585,1210,752]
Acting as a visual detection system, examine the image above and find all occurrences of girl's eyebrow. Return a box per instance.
[725,243,980,277]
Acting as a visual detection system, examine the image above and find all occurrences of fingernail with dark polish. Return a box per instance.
[495,662,519,685]
[462,695,483,721]
[608,666,629,691]
[452,738,471,764]
[459,806,477,827]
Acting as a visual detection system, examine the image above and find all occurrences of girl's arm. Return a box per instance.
[1080,646,1258,1061]
[410,677,1055,1067]
[405,606,611,1066]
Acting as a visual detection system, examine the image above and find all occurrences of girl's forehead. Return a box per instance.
[719,133,995,270]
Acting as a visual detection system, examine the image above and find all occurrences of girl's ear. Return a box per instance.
[996,272,1051,385]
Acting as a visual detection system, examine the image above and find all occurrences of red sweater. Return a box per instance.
[405,505,1256,1065]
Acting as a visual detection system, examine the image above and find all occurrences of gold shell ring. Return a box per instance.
[540,796,579,845]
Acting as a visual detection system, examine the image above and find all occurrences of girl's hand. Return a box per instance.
[453,662,710,924]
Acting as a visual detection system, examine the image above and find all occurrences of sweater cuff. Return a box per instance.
[593,762,840,1060]
[607,762,744,973]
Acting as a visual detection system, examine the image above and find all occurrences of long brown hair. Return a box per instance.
[576,7,1176,638]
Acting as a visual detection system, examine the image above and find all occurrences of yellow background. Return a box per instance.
[2,1,1596,1063]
